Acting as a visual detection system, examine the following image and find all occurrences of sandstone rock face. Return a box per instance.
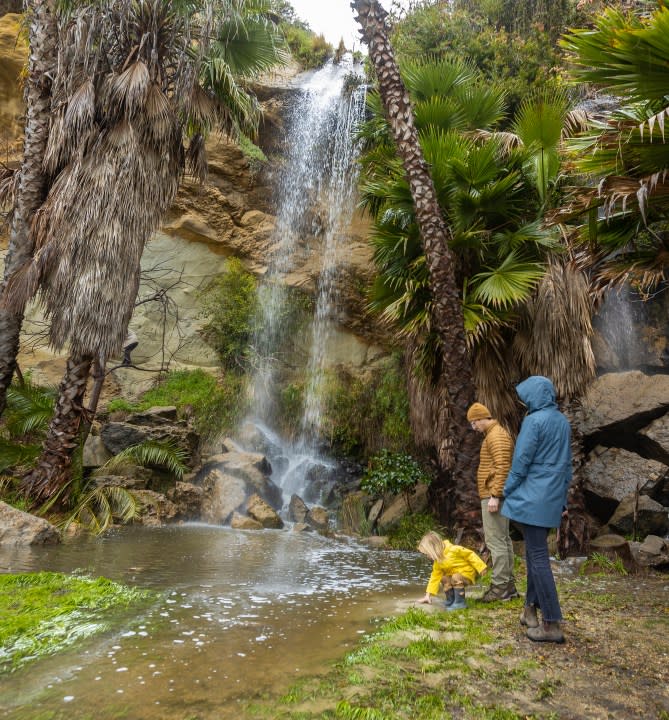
[0,502,60,545]
[378,483,430,532]
[166,481,204,521]
[305,505,329,532]
[199,451,281,509]
[288,494,309,523]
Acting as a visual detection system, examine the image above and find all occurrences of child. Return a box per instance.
[417,531,488,611]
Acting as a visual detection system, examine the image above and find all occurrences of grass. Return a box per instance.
[106,368,246,443]
[0,572,154,673]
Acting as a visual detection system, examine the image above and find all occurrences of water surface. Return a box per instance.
[1,524,425,719]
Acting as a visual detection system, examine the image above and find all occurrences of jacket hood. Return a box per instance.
[516,375,557,412]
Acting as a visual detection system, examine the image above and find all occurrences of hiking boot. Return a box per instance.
[481,583,517,603]
[526,621,564,644]
[519,605,539,628]
[446,587,466,611]
[443,588,455,608]
[504,582,520,600]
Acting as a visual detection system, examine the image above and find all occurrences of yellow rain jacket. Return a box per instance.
[425,540,488,595]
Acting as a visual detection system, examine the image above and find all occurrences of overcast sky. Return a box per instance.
[288,0,404,49]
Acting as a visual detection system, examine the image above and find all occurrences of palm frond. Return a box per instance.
[472,253,545,309]
[92,440,187,479]
[64,485,141,535]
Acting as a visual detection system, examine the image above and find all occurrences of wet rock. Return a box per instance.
[360,536,390,549]
[288,494,309,523]
[198,451,281,509]
[607,494,669,538]
[166,481,204,520]
[340,491,370,535]
[230,512,263,530]
[292,522,312,532]
[246,493,284,529]
[0,501,60,545]
[131,490,179,526]
[201,469,247,525]
[305,505,329,532]
[368,498,384,529]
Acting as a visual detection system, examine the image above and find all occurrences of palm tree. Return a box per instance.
[558,3,669,296]
[351,0,480,529]
[9,0,287,505]
[0,0,58,416]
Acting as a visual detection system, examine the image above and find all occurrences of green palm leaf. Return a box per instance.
[93,440,188,479]
[472,253,545,309]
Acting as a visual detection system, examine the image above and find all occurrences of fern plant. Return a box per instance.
[92,439,188,479]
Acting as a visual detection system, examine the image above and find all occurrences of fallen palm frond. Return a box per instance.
[64,484,141,535]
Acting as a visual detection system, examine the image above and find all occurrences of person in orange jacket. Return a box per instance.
[416,531,488,611]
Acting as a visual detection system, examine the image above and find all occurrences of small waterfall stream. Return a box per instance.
[248,61,366,505]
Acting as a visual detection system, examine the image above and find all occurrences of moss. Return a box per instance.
[0,572,154,673]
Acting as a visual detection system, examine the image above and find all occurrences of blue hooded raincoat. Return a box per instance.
[501,376,572,528]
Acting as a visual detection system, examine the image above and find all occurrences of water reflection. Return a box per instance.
[0,525,425,719]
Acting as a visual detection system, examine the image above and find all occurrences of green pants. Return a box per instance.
[481,498,515,587]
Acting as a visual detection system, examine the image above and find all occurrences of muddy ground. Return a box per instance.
[241,565,669,720]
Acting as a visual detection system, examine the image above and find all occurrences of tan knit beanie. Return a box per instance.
[467,402,491,421]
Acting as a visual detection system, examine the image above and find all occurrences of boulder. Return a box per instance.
[377,483,430,532]
[246,493,284,529]
[339,491,369,535]
[576,371,669,435]
[291,522,312,532]
[582,446,669,516]
[305,505,329,532]
[288,494,308,523]
[198,451,281,509]
[166,481,204,520]
[201,469,247,525]
[230,512,263,530]
[82,434,112,468]
[607,494,669,538]
[635,535,669,568]
[130,490,179,526]
[100,417,200,468]
[0,502,60,545]
[367,498,384,529]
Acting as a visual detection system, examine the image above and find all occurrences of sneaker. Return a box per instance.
[504,582,520,600]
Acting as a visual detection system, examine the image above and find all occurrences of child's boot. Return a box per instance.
[446,587,466,611]
[444,588,455,608]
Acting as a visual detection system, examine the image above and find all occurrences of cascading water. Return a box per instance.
[248,60,366,507]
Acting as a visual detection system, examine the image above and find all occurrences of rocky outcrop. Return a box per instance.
[0,502,60,545]
[246,493,283,529]
[576,372,669,541]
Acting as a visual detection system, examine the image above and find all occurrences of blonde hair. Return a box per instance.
[417,531,444,562]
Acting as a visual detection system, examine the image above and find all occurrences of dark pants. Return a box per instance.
[518,522,562,622]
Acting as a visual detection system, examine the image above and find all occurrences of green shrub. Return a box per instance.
[282,25,332,69]
[198,258,258,371]
[106,369,247,443]
[387,513,442,551]
[360,449,432,504]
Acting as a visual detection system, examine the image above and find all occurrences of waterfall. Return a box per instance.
[247,60,366,504]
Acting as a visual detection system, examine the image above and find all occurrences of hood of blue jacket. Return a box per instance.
[516,375,557,413]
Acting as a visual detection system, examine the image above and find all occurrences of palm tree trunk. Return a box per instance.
[0,0,57,415]
[22,354,93,507]
[352,0,479,530]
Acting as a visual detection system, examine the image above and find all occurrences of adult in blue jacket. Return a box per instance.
[502,375,571,644]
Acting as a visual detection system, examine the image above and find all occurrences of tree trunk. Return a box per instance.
[351,0,479,530]
[22,354,93,507]
[0,0,57,415]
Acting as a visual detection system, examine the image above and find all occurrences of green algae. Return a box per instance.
[0,571,154,673]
